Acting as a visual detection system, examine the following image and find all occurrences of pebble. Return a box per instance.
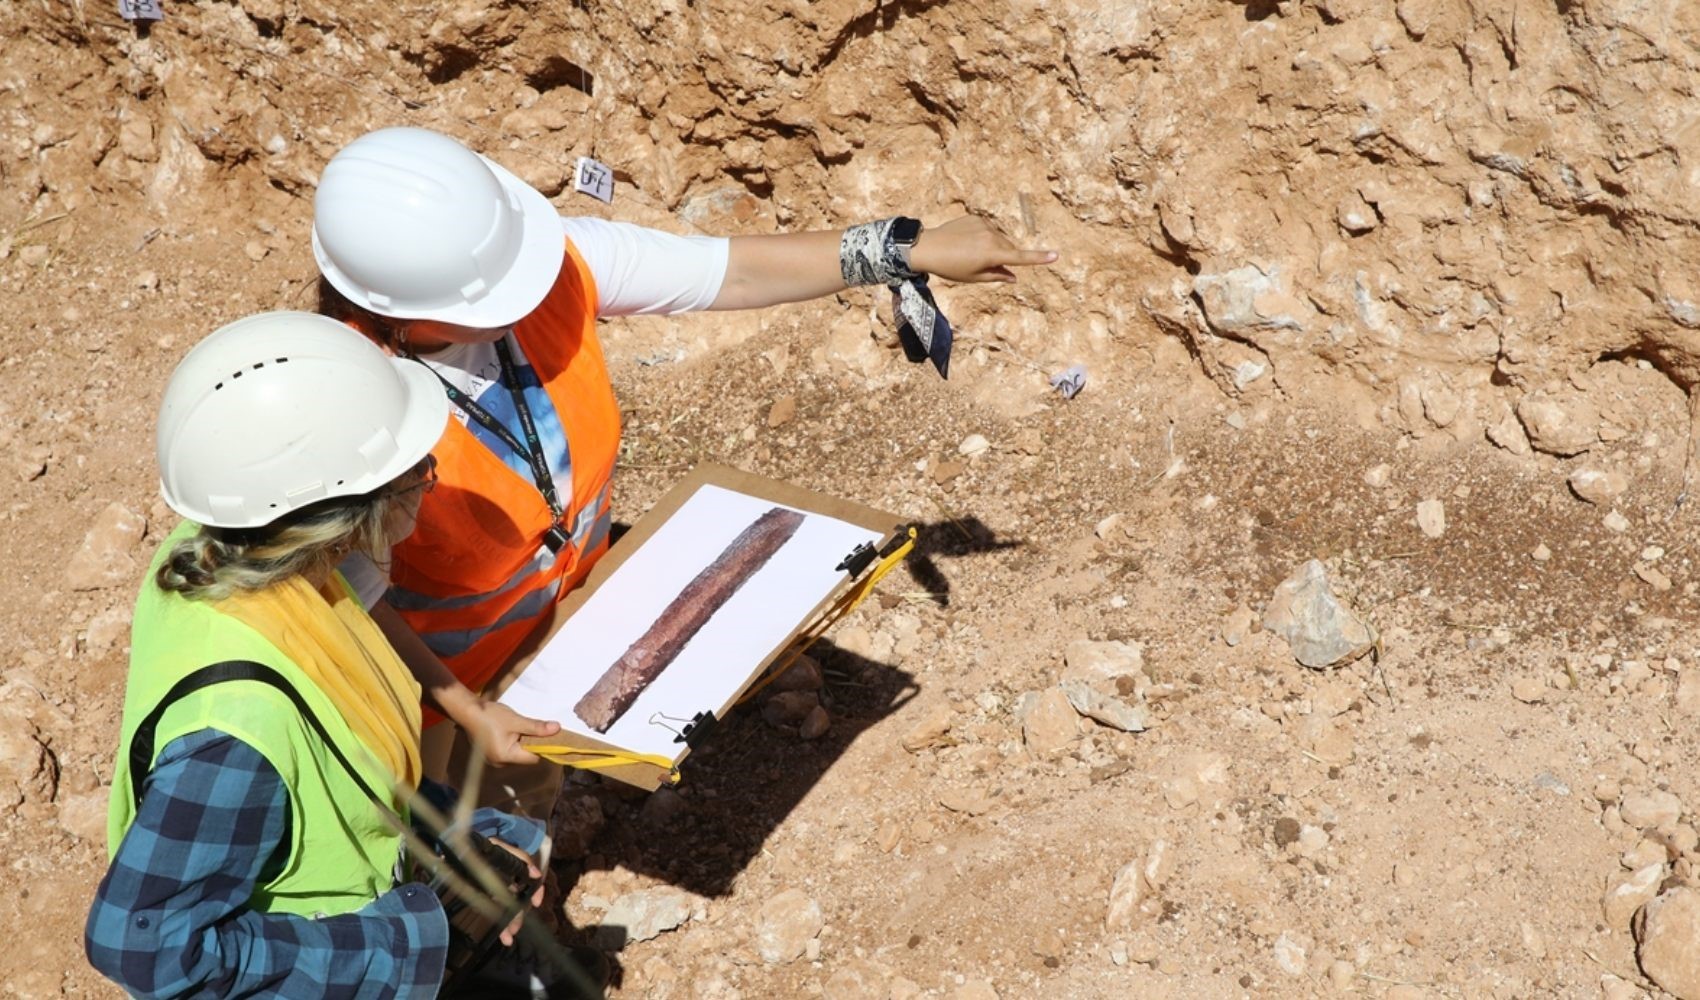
[1093,513,1123,539]
[762,690,818,728]
[1221,604,1253,646]
[1105,859,1147,929]
[1677,670,1700,717]
[1636,888,1700,998]
[1022,688,1082,753]
[1060,680,1152,732]
[1623,838,1667,870]
[1602,863,1665,930]
[1635,564,1673,592]
[766,396,797,428]
[1063,639,1144,681]
[134,270,158,290]
[958,434,990,457]
[1510,676,1546,704]
[1328,959,1355,990]
[1603,510,1630,533]
[1415,499,1446,538]
[84,604,133,653]
[65,502,147,591]
[768,654,824,692]
[754,889,822,964]
[243,239,269,262]
[1516,391,1600,456]
[1363,463,1392,488]
[56,789,107,844]
[950,981,998,1000]
[1569,468,1628,505]
[900,702,956,751]
[799,706,831,740]
[1598,973,1640,1000]
[1262,560,1377,669]
[1532,544,1552,562]
[1620,790,1682,829]
[1272,932,1307,975]
[598,888,694,943]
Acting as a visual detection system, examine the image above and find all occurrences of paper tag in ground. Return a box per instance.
[573,156,614,204]
[118,0,164,21]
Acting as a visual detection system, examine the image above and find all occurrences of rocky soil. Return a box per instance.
[5,1,1700,997]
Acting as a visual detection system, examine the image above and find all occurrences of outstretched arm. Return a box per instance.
[711,216,1057,311]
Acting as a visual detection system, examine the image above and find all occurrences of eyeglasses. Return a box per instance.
[390,454,438,496]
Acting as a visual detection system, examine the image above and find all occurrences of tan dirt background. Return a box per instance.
[4,0,1700,997]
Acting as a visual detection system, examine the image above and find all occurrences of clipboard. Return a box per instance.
[490,464,910,790]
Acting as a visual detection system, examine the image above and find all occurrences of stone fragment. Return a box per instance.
[84,604,133,653]
[1262,560,1377,669]
[767,396,797,428]
[1516,391,1600,456]
[1599,974,1639,1000]
[600,888,693,943]
[1273,933,1307,976]
[1336,192,1378,234]
[66,502,147,591]
[951,981,998,1000]
[0,703,53,813]
[1532,544,1552,562]
[825,959,892,999]
[1569,468,1628,505]
[939,788,993,817]
[756,889,823,964]
[1487,408,1533,456]
[798,706,831,740]
[1636,564,1673,592]
[958,434,990,457]
[1510,676,1546,704]
[1063,639,1144,681]
[901,702,956,751]
[1415,499,1445,539]
[1621,791,1682,829]
[1603,863,1665,930]
[1221,605,1253,646]
[1022,688,1082,753]
[244,239,269,262]
[1363,463,1391,488]
[1060,680,1152,732]
[1093,513,1123,539]
[1328,960,1355,990]
[763,690,818,727]
[1636,888,1700,998]
[769,654,824,692]
[56,790,108,844]
[1105,859,1147,929]
[1677,669,1700,717]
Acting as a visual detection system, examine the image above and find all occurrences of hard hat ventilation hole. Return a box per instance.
[252,362,265,370]
[214,382,224,390]
[276,357,288,363]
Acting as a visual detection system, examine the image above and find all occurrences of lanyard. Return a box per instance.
[412,337,570,552]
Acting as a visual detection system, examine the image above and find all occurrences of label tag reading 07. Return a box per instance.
[573,156,614,204]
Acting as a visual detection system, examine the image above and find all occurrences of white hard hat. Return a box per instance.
[311,127,564,328]
[157,311,449,529]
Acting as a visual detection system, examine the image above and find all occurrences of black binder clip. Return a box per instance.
[836,542,876,576]
[651,710,719,747]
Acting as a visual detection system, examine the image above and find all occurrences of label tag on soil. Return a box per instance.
[118,0,164,21]
[573,156,615,204]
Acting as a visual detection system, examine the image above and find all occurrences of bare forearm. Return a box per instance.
[370,600,479,723]
[712,230,846,310]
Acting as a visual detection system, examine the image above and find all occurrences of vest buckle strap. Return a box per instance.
[541,524,568,553]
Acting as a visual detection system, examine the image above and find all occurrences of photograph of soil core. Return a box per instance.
[499,484,883,759]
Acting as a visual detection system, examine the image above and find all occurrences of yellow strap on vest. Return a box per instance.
[527,526,917,786]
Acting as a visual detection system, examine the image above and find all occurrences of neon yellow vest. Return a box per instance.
[107,524,410,917]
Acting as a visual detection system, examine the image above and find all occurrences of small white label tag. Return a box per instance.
[573,156,614,204]
[118,0,164,20]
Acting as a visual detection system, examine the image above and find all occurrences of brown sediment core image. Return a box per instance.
[574,506,805,732]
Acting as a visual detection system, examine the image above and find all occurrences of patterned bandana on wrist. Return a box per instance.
[840,218,954,379]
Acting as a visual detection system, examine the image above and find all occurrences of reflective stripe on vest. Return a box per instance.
[385,238,622,699]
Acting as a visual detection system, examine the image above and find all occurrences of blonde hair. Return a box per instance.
[158,489,402,601]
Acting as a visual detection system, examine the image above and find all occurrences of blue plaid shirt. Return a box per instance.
[85,729,545,999]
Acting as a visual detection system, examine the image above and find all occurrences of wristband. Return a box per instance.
[839,217,923,286]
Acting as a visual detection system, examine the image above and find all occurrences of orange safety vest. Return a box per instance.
[386,239,620,712]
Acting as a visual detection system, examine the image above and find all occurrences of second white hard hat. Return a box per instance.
[157,311,449,529]
[311,127,564,328]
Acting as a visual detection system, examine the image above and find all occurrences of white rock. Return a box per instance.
[755,889,823,964]
[1262,560,1377,669]
[1516,391,1600,456]
[600,888,694,943]
[1060,680,1152,732]
[1532,544,1552,562]
[1569,468,1628,505]
[1416,499,1446,538]
[1022,688,1083,753]
[1603,510,1631,533]
[1511,676,1546,704]
[1620,790,1682,829]
[1603,863,1665,930]
[1273,933,1308,976]
[958,434,990,457]
[1363,463,1392,488]
[1063,639,1144,681]
[1105,860,1146,929]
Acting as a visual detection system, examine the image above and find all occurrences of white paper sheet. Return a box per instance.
[498,484,882,759]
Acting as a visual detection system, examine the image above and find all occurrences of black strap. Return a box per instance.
[411,337,565,525]
[129,659,387,813]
